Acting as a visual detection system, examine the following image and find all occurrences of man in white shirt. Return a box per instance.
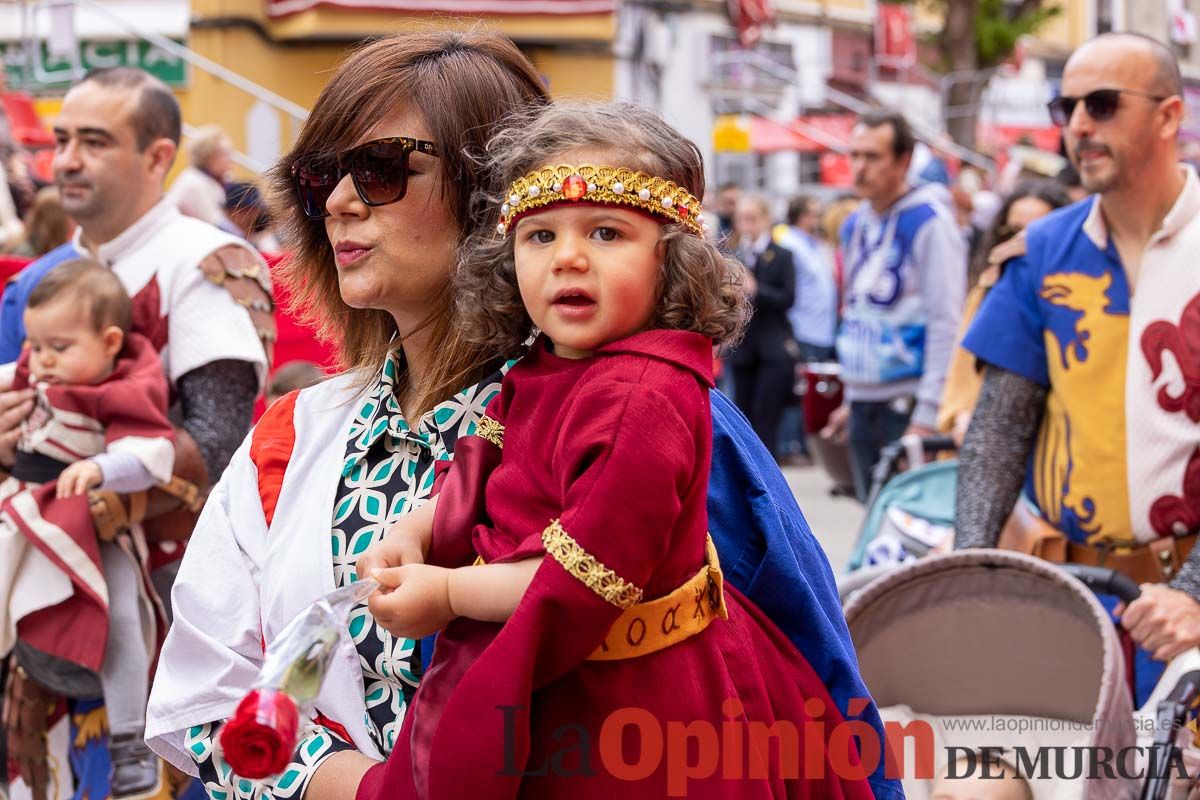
[0,66,271,800]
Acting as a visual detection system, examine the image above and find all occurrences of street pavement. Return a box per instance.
[781,464,866,575]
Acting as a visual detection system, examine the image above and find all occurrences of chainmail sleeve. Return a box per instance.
[954,365,1048,549]
[175,359,260,481]
[1170,547,1200,601]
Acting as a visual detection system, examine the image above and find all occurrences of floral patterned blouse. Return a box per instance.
[186,351,508,800]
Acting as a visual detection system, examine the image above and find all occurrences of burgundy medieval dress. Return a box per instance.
[357,330,875,799]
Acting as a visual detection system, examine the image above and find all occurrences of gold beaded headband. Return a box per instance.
[497,164,707,238]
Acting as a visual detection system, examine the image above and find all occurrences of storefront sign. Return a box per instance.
[2,39,187,89]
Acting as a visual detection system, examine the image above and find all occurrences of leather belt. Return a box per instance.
[1064,534,1197,585]
[998,501,1197,584]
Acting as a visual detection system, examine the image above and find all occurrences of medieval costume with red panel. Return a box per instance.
[1,197,274,800]
[357,330,875,799]
[0,332,174,672]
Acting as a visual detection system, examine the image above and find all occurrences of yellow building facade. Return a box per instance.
[178,0,615,175]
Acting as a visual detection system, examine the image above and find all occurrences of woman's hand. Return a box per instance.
[951,409,973,449]
[357,495,438,579]
[367,564,455,639]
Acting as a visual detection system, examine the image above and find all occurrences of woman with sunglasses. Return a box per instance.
[147,31,546,800]
[146,29,900,800]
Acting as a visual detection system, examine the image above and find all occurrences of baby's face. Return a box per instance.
[23,297,119,386]
[930,771,1030,800]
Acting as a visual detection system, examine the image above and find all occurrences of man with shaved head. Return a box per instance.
[956,33,1200,702]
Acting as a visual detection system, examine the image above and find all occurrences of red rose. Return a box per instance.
[219,689,300,779]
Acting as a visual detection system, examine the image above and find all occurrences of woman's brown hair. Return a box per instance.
[455,101,749,356]
[268,29,549,415]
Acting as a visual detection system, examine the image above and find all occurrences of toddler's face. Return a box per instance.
[23,297,122,386]
[512,202,662,359]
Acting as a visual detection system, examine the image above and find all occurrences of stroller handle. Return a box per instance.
[1057,564,1142,604]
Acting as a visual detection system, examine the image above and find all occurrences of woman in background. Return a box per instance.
[937,180,1072,444]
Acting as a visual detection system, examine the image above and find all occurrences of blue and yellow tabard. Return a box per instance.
[964,167,1200,547]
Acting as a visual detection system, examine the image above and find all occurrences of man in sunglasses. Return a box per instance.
[0,68,272,800]
[956,32,1200,702]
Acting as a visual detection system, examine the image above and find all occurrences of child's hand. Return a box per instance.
[356,495,438,579]
[366,564,455,639]
[56,461,103,499]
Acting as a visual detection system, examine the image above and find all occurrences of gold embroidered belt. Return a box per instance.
[588,534,728,661]
[473,534,729,661]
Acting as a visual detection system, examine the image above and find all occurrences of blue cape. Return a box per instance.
[708,389,903,799]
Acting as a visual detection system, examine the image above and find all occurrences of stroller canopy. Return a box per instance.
[844,549,1130,729]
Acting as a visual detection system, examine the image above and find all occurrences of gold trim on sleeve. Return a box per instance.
[475,415,504,449]
[542,519,644,609]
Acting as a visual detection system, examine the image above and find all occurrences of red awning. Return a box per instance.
[265,0,616,16]
[748,117,807,152]
[747,114,856,154]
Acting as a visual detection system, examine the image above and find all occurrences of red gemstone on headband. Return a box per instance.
[677,205,690,217]
[562,175,587,200]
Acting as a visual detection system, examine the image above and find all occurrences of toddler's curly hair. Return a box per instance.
[454,101,749,356]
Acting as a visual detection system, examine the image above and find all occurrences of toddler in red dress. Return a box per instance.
[355,102,877,799]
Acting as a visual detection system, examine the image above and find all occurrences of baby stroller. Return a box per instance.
[843,549,1200,799]
[844,434,960,575]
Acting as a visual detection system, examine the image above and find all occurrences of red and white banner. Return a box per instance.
[726,0,775,48]
[875,3,915,68]
[266,0,616,15]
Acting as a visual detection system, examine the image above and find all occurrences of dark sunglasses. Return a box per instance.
[1046,88,1167,127]
[292,136,439,220]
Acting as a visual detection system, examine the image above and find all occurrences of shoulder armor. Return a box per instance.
[199,244,277,365]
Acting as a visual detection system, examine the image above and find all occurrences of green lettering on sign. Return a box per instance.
[2,39,187,89]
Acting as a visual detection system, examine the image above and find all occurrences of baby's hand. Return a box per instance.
[367,564,455,639]
[357,496,438,579]
[55,461,103,499]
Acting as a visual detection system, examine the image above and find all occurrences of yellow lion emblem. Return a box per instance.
[1035,270,1131,543]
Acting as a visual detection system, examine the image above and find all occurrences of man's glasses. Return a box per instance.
[1047,88,1168,127]
[292,136,439,220]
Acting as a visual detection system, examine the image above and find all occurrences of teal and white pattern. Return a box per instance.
[189,350,508,800]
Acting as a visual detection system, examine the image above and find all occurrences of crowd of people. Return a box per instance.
[713,113,1087,505]
[0,22,1196,800]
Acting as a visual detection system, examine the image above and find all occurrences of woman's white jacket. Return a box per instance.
[146,376,386,775]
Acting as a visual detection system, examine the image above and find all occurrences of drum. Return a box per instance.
[802,361,843,435]
[802,362,856,495]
